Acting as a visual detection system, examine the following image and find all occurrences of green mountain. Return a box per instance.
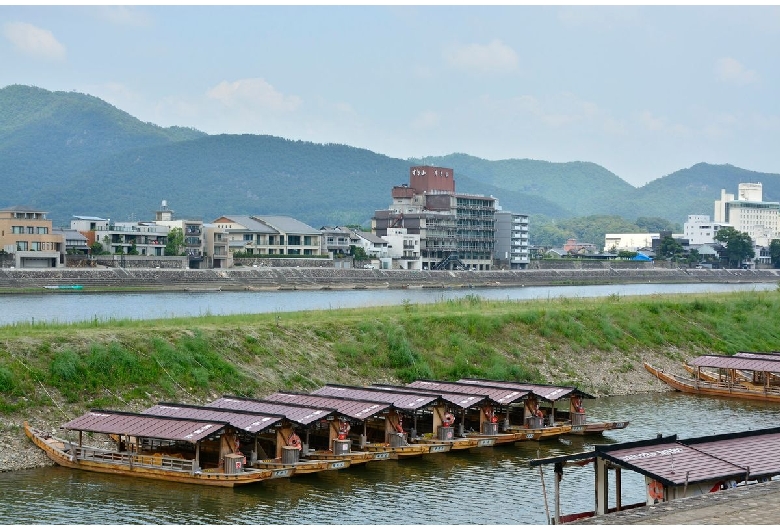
[2,85,779,234]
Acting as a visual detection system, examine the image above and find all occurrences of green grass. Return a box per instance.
[2,290,780,414]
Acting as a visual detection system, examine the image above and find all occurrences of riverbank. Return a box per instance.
[3,288,780,474]
[1,265,778,293]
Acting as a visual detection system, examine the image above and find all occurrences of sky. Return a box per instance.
[1,4,779,187]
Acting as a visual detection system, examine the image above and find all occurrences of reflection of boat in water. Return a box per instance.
[24,418,288,487]
[646,356,780,402]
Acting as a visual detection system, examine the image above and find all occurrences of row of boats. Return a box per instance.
[26,377,629,487]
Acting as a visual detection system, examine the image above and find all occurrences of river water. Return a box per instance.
[5,393,780,525]
[3,282,779,524]
[0,281,775,326]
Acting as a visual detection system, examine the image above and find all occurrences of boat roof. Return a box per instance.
[404,380,529,405]
[142,403,285,434]
[312,384,480,411]
[369,383,493,409]
[735,351,780,359]
[62,410,225,442]
[457,378,595,401]
[207,396,334,426]
[531,426,780,486]
[689,354,780,372]
[263,392,393,421]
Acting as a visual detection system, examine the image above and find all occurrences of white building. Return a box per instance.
[683,215,732,245]
[604,233,658,252]
[381,227,421,270]
[714,183,780,247]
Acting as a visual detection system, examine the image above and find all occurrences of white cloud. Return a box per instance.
[716,57,759,85]
[206,78,301,112]
[93,6,153,28]
[3,22,65,60]
[445,39,518,74]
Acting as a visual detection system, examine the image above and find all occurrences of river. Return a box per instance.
[4,282,779,523]
[4,392,780,524]
[0,282,775,326]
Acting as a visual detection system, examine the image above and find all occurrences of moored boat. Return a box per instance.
[24,419,288,487]
[645,358,780,402]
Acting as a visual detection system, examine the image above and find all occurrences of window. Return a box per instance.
[288,235,301,246]
[37,227,48,234]
[304,236,313,246]
[12,226,23,234]
[30,242,41,251]
[16,241,27,251]
[27,226,34,234]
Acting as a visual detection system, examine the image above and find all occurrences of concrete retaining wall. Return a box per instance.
[0,266,777,291]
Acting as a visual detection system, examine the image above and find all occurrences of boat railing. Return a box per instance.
[72,446,197,473]
[691,378,780,395]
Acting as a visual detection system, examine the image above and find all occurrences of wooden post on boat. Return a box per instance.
[616,467,622,511]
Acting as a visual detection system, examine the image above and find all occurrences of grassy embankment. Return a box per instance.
[1,289,780,423]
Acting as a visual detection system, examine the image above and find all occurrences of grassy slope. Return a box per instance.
[2,289,780,426]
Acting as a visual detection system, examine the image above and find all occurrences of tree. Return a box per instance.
[770,240,780,268]
[128,241,139,255]
[102,235,112,254]
[658,235,684,262]
[165,227,184,256]
[350,245,368,261]
[714,227,754,268]
[90,241,103,254]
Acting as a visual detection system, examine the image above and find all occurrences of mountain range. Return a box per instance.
[2,84,779,243]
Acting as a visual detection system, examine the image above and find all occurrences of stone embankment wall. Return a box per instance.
[0,266,777,291]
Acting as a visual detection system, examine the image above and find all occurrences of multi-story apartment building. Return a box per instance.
[683,215,731,245]
[0,206,62,267]
[71,215,169,257]
[714,183,780,246]
[152,201,205,266]
[381,227,421,269]
[213,215,321,256]
[494,211,529,269]
[202,224,231,269]
[372,166,497,270]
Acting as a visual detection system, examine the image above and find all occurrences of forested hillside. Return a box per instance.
[2,85,779,242]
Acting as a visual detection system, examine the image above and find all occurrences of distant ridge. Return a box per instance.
[1,84,778,230]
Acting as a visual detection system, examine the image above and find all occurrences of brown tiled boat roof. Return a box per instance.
[689,354,780,372]
[263,392,392,420]
[311,385,459,411]
[62,410,225,442]
[406,380,529,405]
[142,404,284,434]
[369,383,491,408]
[457,378,594,400]
[207,396,333,426]
[683,430,780,479]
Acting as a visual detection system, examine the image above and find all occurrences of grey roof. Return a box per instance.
[256,216,320,235]
[1,205,48,214]
[142,404,284,434]
[353,230,387,245]
[62,410,225,442]
[369,383,491,409]
[264,392,392,421]
[218,215,277,234]
[207,396,334,426]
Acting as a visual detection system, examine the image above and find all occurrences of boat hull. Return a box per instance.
[644,362,780,403]
[24,422,284,487]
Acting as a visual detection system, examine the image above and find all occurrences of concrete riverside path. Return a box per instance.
[570,479,780,525]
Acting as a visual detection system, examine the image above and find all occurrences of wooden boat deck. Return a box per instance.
[645,362,780,403]
[24,422,288,487]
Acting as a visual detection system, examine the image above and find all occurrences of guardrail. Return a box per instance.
[72,446,196,472]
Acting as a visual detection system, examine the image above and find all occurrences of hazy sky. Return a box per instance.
[2,5,779,186]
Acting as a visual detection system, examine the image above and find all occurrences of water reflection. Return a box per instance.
[7,393,780,525]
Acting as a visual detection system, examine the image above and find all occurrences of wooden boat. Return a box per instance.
[24,422,290,487]
[644,361,780,402]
